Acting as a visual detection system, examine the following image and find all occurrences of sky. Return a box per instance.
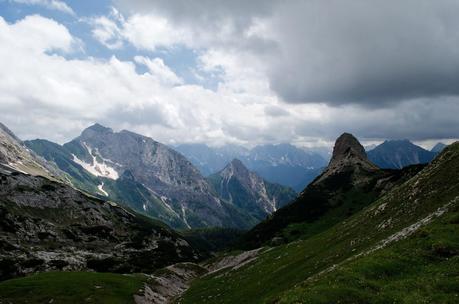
[0,0,458,149]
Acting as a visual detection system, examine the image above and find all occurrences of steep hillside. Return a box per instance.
[208,159,296,221]
[26,124,257,229]
[179,142,459,304]
[0,123,61,180]
[239,133,423,248]
[24,139,101,194]
[0,166,200,281]
[368,139,436,169]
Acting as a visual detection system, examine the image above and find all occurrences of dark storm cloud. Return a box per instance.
[294,97,459,141]
[117,0,459,108]
[268,0,459,107]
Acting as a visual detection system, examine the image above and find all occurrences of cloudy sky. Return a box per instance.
[0,0,458,148]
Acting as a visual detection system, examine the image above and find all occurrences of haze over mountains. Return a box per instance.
[176,143,327,192]
[18,122,447,232]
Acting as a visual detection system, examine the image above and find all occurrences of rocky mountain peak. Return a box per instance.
[209,158,296,220]
[313,133,378,185]
[80,123,113,139]
[330,132,367,165]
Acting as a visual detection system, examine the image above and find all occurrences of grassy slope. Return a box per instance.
[0,272,147,304]
[179,144,459,304]
[238,164,424,249]
[278,206,459,303]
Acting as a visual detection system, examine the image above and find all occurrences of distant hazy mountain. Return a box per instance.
[208,159,296,221]
[176,143,327,191]
[174,143,249,176]
[367,139,436,169]
[431,142,447,153]
[26,124,258,229]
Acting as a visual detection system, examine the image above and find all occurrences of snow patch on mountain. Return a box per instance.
[72,143,119,180]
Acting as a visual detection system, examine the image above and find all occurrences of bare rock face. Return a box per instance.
[0,166,200,281]
[329,133,367,165]
[0,123,60,179]
[315,133,378,185]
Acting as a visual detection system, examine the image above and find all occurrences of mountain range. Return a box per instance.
[25,124,297,230]
[177,134,459,304]
[175,143,327,191]
[239,133,426,248]
[0,122,458,303]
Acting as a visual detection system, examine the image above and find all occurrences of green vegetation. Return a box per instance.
[279,189,378,243]
[238,162,424,249]
[278,204,459,303]
[179,144,459,303]
[0,272,147,304]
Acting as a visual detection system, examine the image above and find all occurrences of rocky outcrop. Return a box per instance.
[0,123,61,180]
[314,133,379,185]
[329,133,367,164]
[0,166,200,281]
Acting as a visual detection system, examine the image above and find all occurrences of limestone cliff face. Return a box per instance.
[313,133,379,186]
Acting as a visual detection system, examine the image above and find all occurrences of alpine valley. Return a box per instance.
[1,122,458,304]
